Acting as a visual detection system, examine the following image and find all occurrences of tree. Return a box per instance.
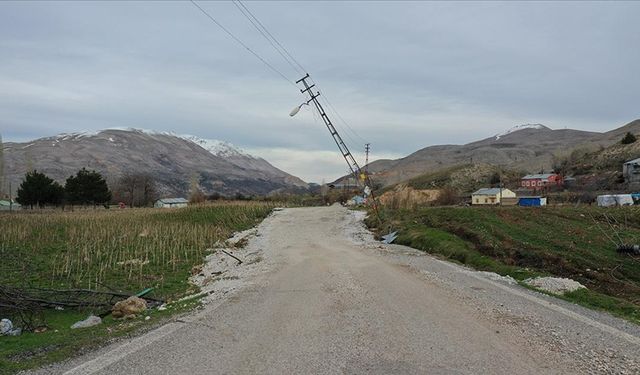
[621,132,637,145]
[113,173,158,207]
[65,168,112,206]
[15,170,64,208]
[489,172,501,186]
[189,173,205,204]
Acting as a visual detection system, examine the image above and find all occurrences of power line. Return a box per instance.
[320,94,368,143]
[236,0,308,75]
[189,0,295,86]
[229,1,369,144]
[232,0,305,77]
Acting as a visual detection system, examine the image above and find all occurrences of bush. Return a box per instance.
[621,132,637,145]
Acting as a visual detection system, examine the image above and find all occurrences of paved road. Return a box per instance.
[52,206,639,374]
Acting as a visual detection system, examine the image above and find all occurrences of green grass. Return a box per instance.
[0,202,274,373]
[369,205,640,323]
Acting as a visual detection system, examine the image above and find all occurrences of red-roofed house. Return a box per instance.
[520,173,563,191]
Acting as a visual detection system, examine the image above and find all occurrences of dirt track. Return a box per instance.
[41,206,640,374]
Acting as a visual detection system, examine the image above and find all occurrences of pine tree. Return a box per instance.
[65,168,112,206]
[15,170,64,208]
[621,132,637,145]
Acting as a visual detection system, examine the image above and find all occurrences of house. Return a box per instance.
[154,198,189,208]
[518,196,547,207]
[623,158,640,184]
[471,188,516,205]
[0,200,21,211]
[520,173,563,190]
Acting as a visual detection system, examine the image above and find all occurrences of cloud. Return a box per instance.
[0,1,638,181]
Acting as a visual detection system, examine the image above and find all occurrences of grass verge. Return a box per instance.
[0,202,274,374]
[368,205,640,324]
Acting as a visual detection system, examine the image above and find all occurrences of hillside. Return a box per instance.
[363,120,640,187]
[2,129,308,197]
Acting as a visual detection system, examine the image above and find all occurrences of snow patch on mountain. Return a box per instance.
[180,135,251,158]
[495,124,549,140]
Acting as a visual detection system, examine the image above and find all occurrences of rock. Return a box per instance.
[0,319,13,335]
[71,315,102,329]
[112,296,147,319]
[145,316,151,321]
[524,277,586,295]
[7,328,22,336]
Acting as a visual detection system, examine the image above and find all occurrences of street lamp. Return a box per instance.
[289,102,309,117]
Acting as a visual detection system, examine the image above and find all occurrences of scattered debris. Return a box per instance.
[477,271,517,285]
[157,304,168,311]
[219,249,243,265]
[524,277,586,295]
[71,315,102,329]
[191,264,204,276]
[381,231,398,244]
[1,318,13,334]
[145,316,151,321]
[617,244,640,255]
[112,296,147,319]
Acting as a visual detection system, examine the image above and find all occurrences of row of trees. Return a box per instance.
[16,168,111,208]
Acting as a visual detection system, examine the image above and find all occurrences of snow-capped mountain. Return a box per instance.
[3,129,308,197]
[179,135,250,159]
[494,124,550,140]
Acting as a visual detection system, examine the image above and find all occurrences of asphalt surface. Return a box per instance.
[41,206,640,374]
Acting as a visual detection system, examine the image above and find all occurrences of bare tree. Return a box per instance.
[114,173,158,207]
[189,173,205,203]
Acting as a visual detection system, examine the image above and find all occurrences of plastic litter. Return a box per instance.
[1,318,13,335]
[381,231,398,244]
[71,315,102,329]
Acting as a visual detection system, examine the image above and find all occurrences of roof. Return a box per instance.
[472,188,504,195]
[521,174,557,180]
[624,157,640,165]
[156,198,189,204]
[0,200,20,206]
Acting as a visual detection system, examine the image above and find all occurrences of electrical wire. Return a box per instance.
[232,0,305,77]
[231,1,369,145]
[189,0,295,86]
[236,0,307,76]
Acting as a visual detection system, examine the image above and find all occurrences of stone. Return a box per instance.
[112,296,147,319]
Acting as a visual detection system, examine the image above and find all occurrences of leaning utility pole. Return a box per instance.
[295,74,363,185]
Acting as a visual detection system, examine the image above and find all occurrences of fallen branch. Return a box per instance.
[219,249,243,265]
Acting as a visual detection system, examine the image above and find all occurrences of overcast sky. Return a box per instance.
[1,1,639,182]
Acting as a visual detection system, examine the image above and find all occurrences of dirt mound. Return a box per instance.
[378,184,441,209]
[524,277,586,295]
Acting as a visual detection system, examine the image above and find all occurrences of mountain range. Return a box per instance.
[2,129,308,197]
[363,119,640,187]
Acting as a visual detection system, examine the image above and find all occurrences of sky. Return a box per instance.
[1,1,639,182]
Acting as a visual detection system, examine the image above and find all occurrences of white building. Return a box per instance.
[471,188,516,205]
[623,157,640,184]
[154,198,189,208]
